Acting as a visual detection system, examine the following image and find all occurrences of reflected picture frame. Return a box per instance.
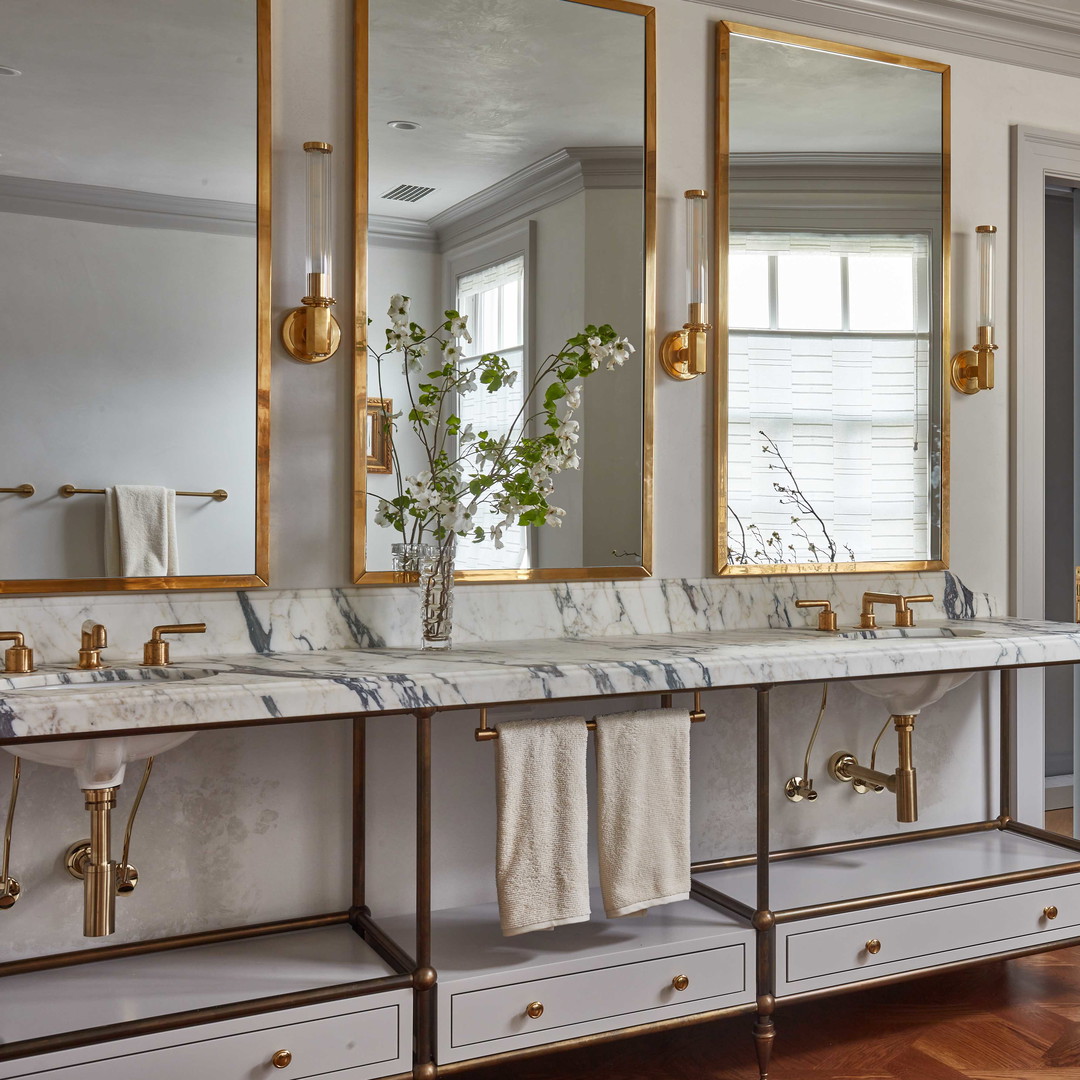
[366,397,393,475]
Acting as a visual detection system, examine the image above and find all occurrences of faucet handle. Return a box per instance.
[795,600,838,632]
[0,632,33,675]
[896,595,934,628]
[142,623,207,667]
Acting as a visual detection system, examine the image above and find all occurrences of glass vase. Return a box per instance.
[419,538,456,650]
[391,542,433,583]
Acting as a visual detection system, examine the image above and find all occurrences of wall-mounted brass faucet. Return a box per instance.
[75,621,108,670]
[860,593,933,629]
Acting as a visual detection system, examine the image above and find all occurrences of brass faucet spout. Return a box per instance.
[76,621,109,670]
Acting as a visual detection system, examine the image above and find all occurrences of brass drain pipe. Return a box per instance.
[81,787,118,938]
[827,714,920,823]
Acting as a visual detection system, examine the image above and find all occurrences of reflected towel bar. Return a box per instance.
[0,485,34,498]
[474,692,706,741]
[59,486,228,502]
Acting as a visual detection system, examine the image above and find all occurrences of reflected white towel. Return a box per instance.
[105,486,178,578]
[594,708,691,918]
[495,716,591,937]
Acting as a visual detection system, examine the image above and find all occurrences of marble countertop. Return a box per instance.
[6,617,1080,743]
[1,616,1078,742]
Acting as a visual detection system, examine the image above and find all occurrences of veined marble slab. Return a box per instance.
[1,614,1077,742]
[0,570,993,663]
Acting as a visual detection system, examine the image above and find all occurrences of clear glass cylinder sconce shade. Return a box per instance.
[304,142,333,299]
[977,225,996,329]
[685,190,709,324]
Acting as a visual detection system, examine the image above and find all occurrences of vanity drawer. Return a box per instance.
[450,943,745,1050]
[2,996,411,1080]
[785,881,1080,987]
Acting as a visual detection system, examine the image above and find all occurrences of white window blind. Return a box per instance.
[454,255,528,572]
[727,231,932,564]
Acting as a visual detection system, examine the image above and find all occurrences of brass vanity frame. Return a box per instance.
[351,0,657,586]
[713,22,953,577]
[0,0,272,597]
[2,663,1080,1079]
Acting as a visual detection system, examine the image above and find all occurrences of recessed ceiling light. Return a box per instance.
[387,120,420,131]
[0,66,22,77]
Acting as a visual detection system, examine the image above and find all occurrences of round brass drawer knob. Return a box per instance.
[672,974,690,992]
[1044,905,1059,921]
[271,1049,293,1069]
[526,1001,544,1019]
[865,939,882,956]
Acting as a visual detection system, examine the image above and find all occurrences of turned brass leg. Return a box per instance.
[753,1010,775,1079]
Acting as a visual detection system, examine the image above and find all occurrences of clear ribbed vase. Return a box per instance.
[391,542,433,583]
[419,538,456,650]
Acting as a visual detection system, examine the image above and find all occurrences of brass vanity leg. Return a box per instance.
[753,686,777,1079]
[999,669,1014,825]
[414,708,437,1080]
[351,717,368,921]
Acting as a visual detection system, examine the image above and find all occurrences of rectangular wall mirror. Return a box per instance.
[716,23,950,575]
[0,0,270,595]
[355,0,655,584]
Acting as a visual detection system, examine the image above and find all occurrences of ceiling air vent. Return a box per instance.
[382,184,435,203]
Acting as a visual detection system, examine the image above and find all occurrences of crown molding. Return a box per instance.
[367,213,438,251]
[430,146,643,252]
[0,175,256,236]
[693,0,1080,78]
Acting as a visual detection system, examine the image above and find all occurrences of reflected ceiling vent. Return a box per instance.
[382,184,435,203]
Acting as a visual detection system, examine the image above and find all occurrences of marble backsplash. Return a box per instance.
[0,570,995,665]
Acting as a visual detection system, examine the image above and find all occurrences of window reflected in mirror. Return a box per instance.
[718,26,948,573]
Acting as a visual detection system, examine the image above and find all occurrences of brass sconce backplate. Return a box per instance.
[282,303,342,364]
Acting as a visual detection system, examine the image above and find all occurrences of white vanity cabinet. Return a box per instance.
[383,891,753,1065]
[0,928,412,1080]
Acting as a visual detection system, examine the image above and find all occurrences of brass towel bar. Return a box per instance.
[59,486,229,502]
[474,692,706,741]
[0,485,34,498]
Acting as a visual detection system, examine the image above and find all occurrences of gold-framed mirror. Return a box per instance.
[354,0,655,584]
[715,23,950,575]
[0,0,271,596]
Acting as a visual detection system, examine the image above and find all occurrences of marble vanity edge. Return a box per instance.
[0,612,1073,742]
[0,570,995,662]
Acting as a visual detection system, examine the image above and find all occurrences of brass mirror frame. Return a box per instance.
[0,0,271,597]
[714,22,951,576]
[353,0,656,584]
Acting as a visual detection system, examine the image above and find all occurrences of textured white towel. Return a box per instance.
[594,708,691,918]
[495,716,591,937]
[105,486,178,578]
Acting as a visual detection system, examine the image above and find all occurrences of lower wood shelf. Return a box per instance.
[0,926,412,1080]
[382,889,754,1066]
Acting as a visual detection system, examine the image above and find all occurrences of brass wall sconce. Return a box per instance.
[660,190,710,380]
[282,141,341,363]
[950,225,997,394]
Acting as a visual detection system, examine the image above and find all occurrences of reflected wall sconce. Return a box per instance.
[282,141,341,363]
[950,225,997,394]
[660,189,710,380]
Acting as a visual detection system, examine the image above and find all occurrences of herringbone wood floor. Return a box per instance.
[459,815,1080,1079]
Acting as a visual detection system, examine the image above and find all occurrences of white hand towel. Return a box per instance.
[495,716,591,937]
[104,486,178,578]
[594,708,691,919]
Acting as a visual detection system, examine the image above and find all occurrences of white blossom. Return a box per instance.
[459,423,477,443]
[443,341,464,364]
[457,368,478,394]
[388,294,410,327]
[374,502,393,528]
[564,384,582,411]
[504,369,519,388]
[556,418,580,446]
[387,328,408,352]
[448,314,473,344]
[545,506,566,527]
[607,336,635,370]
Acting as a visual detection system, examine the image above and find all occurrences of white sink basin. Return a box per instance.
[834,626,985,641]
[0,666,227,692]
[849,671,974,715]
[4,731,196,790]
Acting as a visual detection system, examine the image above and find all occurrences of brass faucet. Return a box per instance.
[76,621,108,670]
[142,623,207,666]
[795,600,838,631]
[860,593,934,629]
[0,631,34,674]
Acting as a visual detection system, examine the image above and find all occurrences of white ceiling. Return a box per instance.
[369,0,647,222]
[0,0,257,204]
[729,35,943,154]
